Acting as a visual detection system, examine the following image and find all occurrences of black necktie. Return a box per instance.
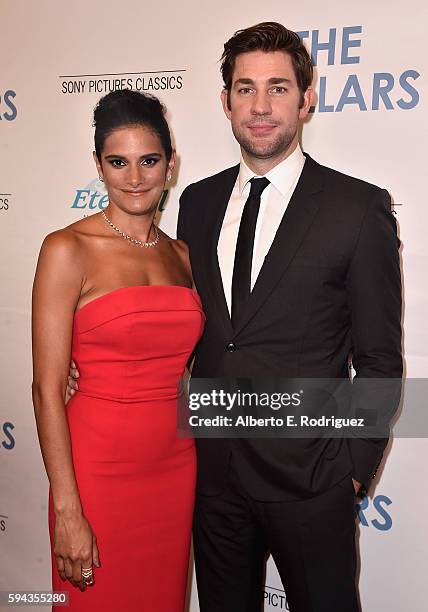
[231,177,270,327]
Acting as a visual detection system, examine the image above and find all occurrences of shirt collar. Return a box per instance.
[238,144,305,197]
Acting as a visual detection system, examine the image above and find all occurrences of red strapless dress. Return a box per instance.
[48,286,205,611]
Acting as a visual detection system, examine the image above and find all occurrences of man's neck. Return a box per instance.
[241,140,299,176]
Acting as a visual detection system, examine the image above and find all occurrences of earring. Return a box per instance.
[99,176,104,182]
[167,174,172,181]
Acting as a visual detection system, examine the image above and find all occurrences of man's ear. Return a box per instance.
[299,86,314,120]
[221,89,232,120]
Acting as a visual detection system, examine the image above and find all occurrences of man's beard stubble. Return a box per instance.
[232,123,297,160]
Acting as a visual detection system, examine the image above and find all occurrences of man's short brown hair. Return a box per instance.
[220,22,313,107]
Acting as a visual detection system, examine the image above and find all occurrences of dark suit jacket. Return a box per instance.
[177,153,402,501]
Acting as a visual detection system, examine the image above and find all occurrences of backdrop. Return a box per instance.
[1,1,427,610]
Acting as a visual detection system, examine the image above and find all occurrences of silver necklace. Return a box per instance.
[101,210,160,248]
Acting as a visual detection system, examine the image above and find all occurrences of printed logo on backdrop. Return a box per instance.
[70,178,169,212]
[71,178,109,211]
[0,192,11,211]
[0,514,8,533]
[60,69,185,95]
[1,421,15,450]
[0,90,17,120]
[297,26,420,112]
[264,586,290,610]
[358,493,392,531]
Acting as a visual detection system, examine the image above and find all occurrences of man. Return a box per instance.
[68,21,402,612]
[177,22,402,612]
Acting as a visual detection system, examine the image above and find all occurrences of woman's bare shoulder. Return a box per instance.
[41,227,77,251]
[160,229,188,251]
[156,226,186,249]
[65,212,104,237]
[173,238,190,253]
[39,222,88,265]
[33,228,84,297]
[40,214,103,254]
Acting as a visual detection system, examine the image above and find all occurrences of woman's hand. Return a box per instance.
[53,511,100,591]
[65,360,79,403]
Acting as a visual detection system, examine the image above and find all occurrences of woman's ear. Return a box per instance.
[166,150,177,181]
[93,151,104,181]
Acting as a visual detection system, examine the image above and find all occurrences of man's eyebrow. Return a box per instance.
[267,77,292,84]
[233,77,293,86]
[234,78,255,86]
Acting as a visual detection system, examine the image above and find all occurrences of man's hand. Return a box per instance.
[65,360,79,403]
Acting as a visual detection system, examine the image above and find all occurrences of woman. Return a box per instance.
[32,89,205,611]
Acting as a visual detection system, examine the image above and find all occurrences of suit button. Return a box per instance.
[226,342,236,352]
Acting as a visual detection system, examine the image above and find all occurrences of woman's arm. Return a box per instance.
[173,238,199,373]
[32,230,99,589]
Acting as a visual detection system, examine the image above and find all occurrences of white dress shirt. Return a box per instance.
[217,144,306,313]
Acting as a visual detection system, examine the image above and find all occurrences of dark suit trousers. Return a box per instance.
[193,456,359,612]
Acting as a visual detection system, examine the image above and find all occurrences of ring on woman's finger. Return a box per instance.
[81,567,94,585]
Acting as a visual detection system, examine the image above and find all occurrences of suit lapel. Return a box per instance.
[201,165,239,337]
[232,154,324,336]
